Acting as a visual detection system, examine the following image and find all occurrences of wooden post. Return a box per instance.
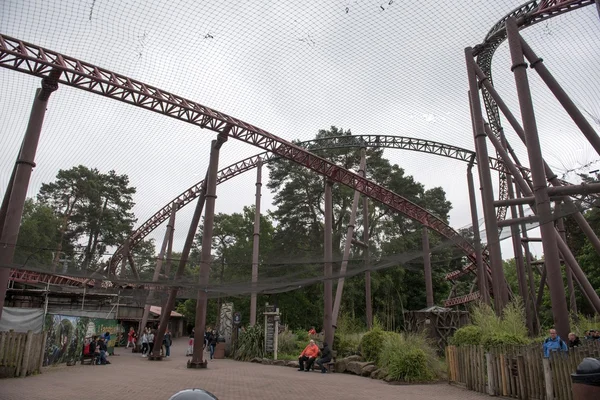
[19,330,34,377]
[543,358,554,400]
[486,352,496,395]
[38,332,46,372]
[500,353,508,396]
[0,331,6,363]
[517,355,528,400]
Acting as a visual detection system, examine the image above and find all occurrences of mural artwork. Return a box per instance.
[43,314,121,366]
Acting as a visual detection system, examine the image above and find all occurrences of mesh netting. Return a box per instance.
[1,1,599,304]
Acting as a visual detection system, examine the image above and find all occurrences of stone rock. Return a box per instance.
[335,359,348,373]
[250,357,262,363]
[272,360,286,366]
[370,368,387,380]
[361,364,377,377]
[287,361,299,368]
[261,358,272,365]
[347,361,374,376]
[383,374,395,382]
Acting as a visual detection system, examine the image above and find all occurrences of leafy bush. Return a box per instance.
[450,299,529,348]
[450,325,482,346]
[360,328,389,363]
[336,313,366,335]
[277,328,298,355]
[334,332,363,357]
[482,332,529,348]
[378,333,441,383]
[234,324,264,361]
[572,314,600,337]
[471,299,528,339]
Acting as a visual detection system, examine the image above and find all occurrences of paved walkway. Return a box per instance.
[0,338,488,400]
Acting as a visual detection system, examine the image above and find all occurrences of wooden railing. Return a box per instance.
[0,330,46,378]
[446,341,600,400]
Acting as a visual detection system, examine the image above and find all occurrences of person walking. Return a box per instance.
[148,329,155,356]
[126,327,136,348]
[141,329,149,357]
[164,329,172,357]
[208,330,219,360]
[186,328,195,356]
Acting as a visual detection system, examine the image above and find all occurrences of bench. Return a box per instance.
[311,357,336,373]
[81,352,98,365]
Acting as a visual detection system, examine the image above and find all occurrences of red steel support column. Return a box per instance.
[422,226,434,308]
[250,158,263,327]
[153,177,208,358]
[474,62,600,260]
[556,203,577,315]
[139,201,177,341]
[506,16,569,338]
[466,160,490,304]
[332,149,366,327]
[0,73,59,320]
[362,161,372,330]
[0,164,18,243]
[485,116,600,316]
[520,38,600,157]
[119,239,130,279]
[191,131,228,366]
[324,179,334,347]
[466,50,508,312]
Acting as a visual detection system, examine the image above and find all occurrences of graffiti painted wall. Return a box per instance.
[43,314,121,366]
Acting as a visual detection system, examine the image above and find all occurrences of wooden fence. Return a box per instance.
[446,341,600,400]
[0,330,46,378]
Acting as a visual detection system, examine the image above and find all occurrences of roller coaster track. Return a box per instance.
[2,0,594,302]
[115,134,527,264]
[0,35,484,290]
[474,0,595,221]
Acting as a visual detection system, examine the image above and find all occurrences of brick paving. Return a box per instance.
[0,338,489,400]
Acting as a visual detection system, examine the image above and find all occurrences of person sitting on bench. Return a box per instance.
[298,339,319,372]
[316,342,332,373]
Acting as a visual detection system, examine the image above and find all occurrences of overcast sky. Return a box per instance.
[1,0,599,263]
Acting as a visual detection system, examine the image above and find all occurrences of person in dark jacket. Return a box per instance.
[568,332,581,348]
[98,337,110,365]
[316,342,332,373]
[163,329,173,357]
[208,330,219,360]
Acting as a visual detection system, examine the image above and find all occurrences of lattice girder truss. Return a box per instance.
[0,34,484,290]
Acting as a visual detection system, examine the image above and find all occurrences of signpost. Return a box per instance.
[263,303,280,360]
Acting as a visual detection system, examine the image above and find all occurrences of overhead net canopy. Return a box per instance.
[1,1,599,303]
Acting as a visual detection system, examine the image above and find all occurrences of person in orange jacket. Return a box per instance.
[298,339,320,372]
[308,326,317,336]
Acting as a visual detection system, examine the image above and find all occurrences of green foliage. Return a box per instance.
[571,314,600,336]
[234,324,264,361]
[482,333,530,348]
[472,299,528,338]
[267,126,456,330]
[334,332,363,357]
[451,299,530,348]
[450,325,482,346]
[378,332,441,382]
[359,328,395,363]
[277,329,298,355]
[36,165,137,269]
[15,199,61,266]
